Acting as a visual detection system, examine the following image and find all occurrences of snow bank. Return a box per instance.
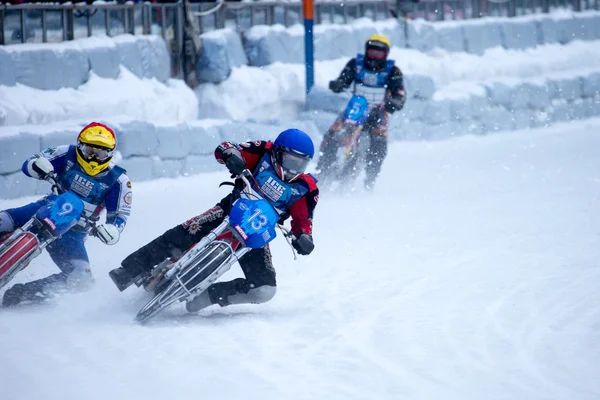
[0,68,198,127]
[240,11,600,66]
[0,118,321,198]
[195,40,600,121]
[0,35,195,127]
[197,29,249,83]
[3,63,599,198]
[2,35,170,90]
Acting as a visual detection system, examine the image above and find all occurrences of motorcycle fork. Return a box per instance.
[344,126,364,158]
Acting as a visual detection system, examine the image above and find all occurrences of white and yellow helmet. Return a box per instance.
[76,122,117,176]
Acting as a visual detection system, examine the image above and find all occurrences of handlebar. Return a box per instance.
[44,172,99,230]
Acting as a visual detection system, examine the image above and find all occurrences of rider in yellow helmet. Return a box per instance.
[75,122,118,176]
[0,122,132,307]
[318,34,406,189]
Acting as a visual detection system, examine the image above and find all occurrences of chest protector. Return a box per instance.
[354,54,395,106]
[251,153,311,214]
[57,146,124,219]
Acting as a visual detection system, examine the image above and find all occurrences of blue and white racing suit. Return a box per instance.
[0,145,132,298]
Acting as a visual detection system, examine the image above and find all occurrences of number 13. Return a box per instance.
[248,209,268,230]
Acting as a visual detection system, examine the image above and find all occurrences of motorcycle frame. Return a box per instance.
[135,170,279,322]
[0,173,98,291]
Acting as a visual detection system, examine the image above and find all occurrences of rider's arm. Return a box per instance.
[289,186,319,236]
[334,58,357,89]
[103,173,132,232]
[214,140,272,171]
[21,145,69,178]
[384,66,406,113]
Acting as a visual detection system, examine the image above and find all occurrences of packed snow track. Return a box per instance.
[1,119,599,400]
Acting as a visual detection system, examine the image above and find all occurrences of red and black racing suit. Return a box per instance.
[120,140,319,307]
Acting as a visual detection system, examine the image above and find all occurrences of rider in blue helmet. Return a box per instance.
[109,128,320,314]
[272,128,315,182]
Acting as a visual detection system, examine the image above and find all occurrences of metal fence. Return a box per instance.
[3,0,599,46]
[1,0,598,80]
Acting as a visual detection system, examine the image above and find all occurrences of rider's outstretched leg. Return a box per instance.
[186,246,276,313]
[110,205,227,291]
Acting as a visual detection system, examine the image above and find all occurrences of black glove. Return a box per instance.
[225,150,246,177]
[329,79,345,93]
[383,96,405,114]
[292,234,314,255]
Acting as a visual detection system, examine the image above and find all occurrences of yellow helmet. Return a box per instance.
[76,122,117,176]
[365,34,391,71]
[367,34,391,48]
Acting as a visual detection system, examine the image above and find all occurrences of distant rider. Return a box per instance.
[108,129,319,313]
[0,122,132,307]
[317,34,406,189]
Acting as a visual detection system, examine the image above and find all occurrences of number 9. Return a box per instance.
[58,202,73,216]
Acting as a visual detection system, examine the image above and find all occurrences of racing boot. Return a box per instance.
[2,283,26,307]
[109,267,146,292]
[2,281,48,307]
[185,290,213,313]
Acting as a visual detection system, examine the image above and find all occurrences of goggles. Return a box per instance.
[78,143,114,162]
[366,48,388,61]
[276,147,311,180]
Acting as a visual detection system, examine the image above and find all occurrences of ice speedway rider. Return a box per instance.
[317,34,406,189]
[109,128,318,313]
[0,122,132,307]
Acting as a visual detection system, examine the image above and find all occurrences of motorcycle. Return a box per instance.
[316,94,371,186]
[132,169,295,323]
[0,173,98,292]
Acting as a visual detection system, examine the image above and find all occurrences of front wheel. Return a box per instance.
[134,241,236,323]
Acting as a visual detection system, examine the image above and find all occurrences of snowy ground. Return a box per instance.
[1,119,599,400]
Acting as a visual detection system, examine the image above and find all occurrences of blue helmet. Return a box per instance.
[272,128,314,182]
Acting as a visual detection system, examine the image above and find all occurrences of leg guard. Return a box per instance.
[122,206,225,276]
[365,132,388,189]
[0,211,15,233]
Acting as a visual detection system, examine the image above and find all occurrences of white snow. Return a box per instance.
[195,40,600,121]
[0,67,198,126]
[1,118,599,400]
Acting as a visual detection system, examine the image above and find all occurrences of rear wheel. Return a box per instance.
[0,233,40,291]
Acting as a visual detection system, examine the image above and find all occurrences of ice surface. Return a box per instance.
[0,118,599,400]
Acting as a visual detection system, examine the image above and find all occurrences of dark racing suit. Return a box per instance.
[120,140,319,309]
[318,54,406,188]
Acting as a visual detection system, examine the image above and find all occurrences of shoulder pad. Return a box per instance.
[111,164,127,176]
[298,173,318,191]
[384,60,395,73]
[356,54,364,67]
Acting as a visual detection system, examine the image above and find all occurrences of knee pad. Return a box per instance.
[0,211,15,233]
[64,259,95,293]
